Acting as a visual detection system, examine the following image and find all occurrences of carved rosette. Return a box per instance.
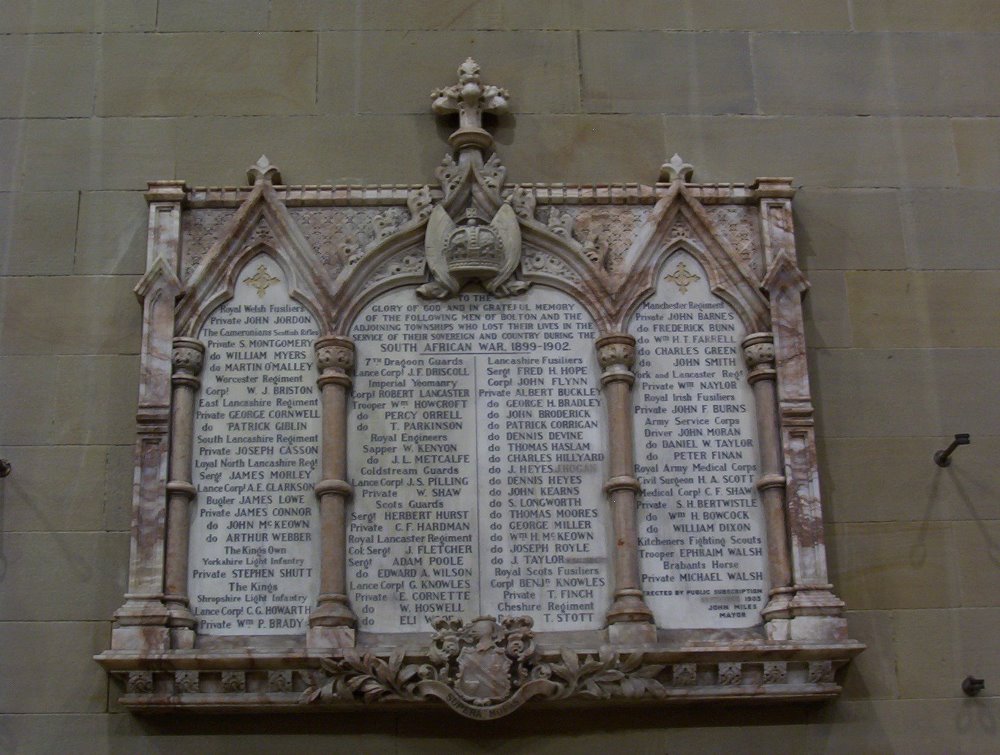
[596,333,636,387]
[171,338,204,389]
[315,336,355,389]
[741,332,776,385]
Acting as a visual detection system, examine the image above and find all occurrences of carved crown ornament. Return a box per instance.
[97,58,862,718]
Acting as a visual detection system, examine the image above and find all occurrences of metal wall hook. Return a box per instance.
[0,459,11,478]
[934,434,970,467]
[962,676,985,696]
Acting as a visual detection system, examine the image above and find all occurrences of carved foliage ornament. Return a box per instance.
[303,616,667,719]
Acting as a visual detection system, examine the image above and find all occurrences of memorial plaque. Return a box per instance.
[100,59,862,717]
[633,251,767,628]
[348,287,609,632]
[189,255,321,635]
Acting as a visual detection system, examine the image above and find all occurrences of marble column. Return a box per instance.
[759,189,846,641]
[307,335,358,649]
[741,333,793,626]
[109,181,185,652]
[163,337,204,649]
[596,334,656,644]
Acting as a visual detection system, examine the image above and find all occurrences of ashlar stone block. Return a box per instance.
[75,191,149,275]
[847,271,1000,348]
[826,522,960,610]
[0,532,128,621]
[0,33,97,117]
[0,445,108,531]
[19,117,175,191]
[952,118,1000,189]
[0,275,141,355]
[794,189,906,271]
[580,32,754,114]
[818,436,1000,524]
[893,607,1000,698]
[0,191,79,275]
[320,31,579,115]
[754,33,1000,117]
[0,355,138,445]
[97,32,318,116]
[902,189,1000,269]
[659,115,958,188]
[851,0,1000,32]
[156,0,270,32]
[811,348,1000,437]
[0,622,109,713]
[0,0,156,33]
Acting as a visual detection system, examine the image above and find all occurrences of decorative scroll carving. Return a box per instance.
[304,616,668,719]
[268,671,294,693]
[221,671,246,693]
[672,664,697,686]
[127,671,153,694]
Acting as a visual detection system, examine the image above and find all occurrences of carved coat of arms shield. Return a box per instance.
[455,644,512,702]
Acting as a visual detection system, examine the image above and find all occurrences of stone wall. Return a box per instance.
[0,1,997,751]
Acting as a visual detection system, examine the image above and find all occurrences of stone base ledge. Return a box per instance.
[97,640,863,718]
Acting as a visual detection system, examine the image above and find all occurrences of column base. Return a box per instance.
[789,586,844,617]
[308,626,356,650]
[606,590,654,625]
[608,621,657,645]
[111,597,171,651]
[761,587,794,622]
[309,594,357,630]
[766,615,848,642]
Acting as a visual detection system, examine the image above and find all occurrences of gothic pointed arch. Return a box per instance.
[176,178,335,336]
[615,183,770,333]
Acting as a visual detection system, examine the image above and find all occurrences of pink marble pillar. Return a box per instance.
[307,335,358,649]
[596,334,656,644]
[163,337,204,649]
[110,181,185,652]
[759,188,846,641]
[741,333,793,626]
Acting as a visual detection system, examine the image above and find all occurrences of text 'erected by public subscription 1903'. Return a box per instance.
[633,252,768,628]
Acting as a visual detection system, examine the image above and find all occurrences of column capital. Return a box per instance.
[316,335,355,388]
[172,338,204,388]
[596,333,636,386]
[741,332,775,385]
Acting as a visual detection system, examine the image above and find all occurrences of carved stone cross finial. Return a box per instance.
[432,58,510,152]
